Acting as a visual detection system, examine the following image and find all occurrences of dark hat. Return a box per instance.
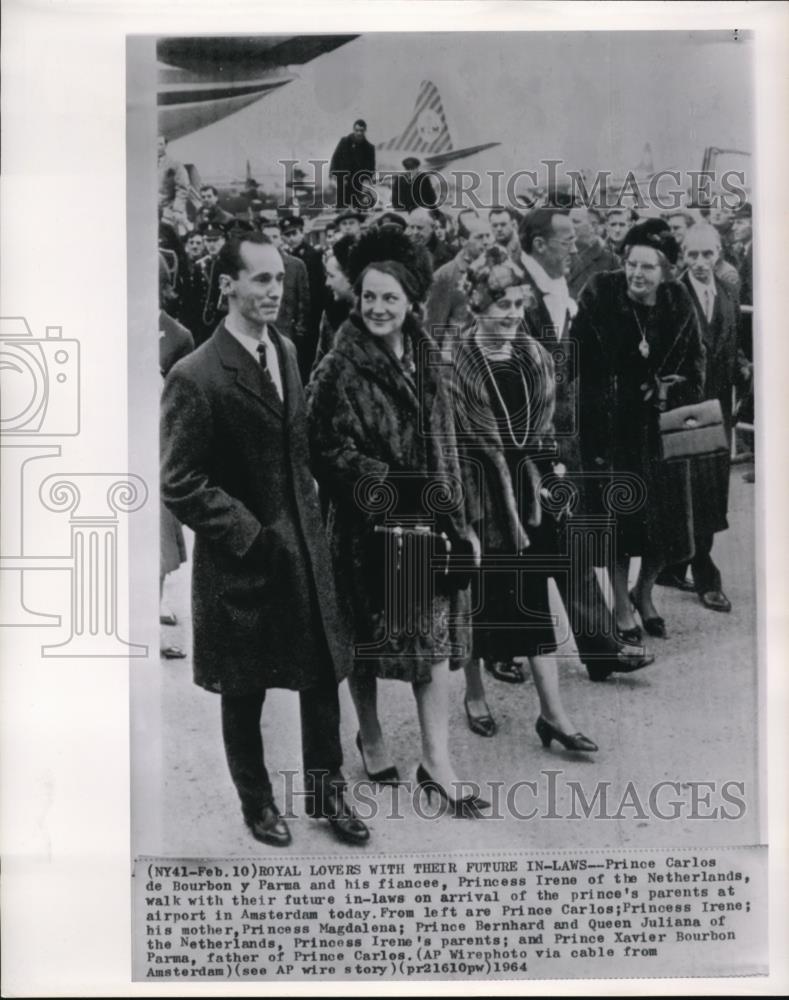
[378,211,407,230]
[346,226,433,304]
[249,199,265,213]
[279,213,304,232]
[227,218,254,234]
[732,201,752,219]
[622,218,680,265]
[402,156,421,170]
[336,208,365,225]
[200,223,225,238]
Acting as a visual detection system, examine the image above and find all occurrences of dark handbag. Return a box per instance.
[658,398,729,461]
[366,524,474,598]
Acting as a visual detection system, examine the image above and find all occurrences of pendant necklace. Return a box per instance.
[481,350,531,449]
[630,303,651,359]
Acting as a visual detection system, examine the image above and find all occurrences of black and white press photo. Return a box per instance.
[127,27,767,983]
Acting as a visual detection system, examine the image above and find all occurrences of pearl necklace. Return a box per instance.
[480,349,531,449]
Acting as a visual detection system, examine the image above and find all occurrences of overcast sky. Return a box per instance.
[167,31,753,190]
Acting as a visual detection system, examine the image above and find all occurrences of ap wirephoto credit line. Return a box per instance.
[128,27,764,984]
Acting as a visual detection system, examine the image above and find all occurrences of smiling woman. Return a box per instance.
[306,226,487,817]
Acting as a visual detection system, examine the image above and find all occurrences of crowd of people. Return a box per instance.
[158,134,755,846]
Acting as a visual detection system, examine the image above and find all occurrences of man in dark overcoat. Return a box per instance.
[520,207,653,682]
[160,232,369,848]
[330,118,376,209]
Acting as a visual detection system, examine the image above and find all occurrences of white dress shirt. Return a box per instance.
[521,252,578,337]
[225,319,284,400]
[687,273,716,323]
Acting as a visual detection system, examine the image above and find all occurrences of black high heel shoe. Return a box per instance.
[415,763,489,818]
[464,697,497,738]
[616,625,643,646]
[536,716,598,752]
[629,589,667,638]
[355,732,400,785]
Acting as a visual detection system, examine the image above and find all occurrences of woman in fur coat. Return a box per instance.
[307,227,486,816]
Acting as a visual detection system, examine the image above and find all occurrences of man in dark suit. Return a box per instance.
[161,232,369,848]
[658,223,751,610]
[259,217,310,355]
[567,206,620,299]
[330,118,376,209]
[519,208,653,682]
[280,214,326,382]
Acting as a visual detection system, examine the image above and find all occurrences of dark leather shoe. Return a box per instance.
[700,589,732,613]
[655,570,695,592]
[484,658,525,684]
[587,649,654,682]
[311,790,370,846]
[244,803,291,847]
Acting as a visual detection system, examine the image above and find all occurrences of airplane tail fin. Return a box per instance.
[379,80,453,155]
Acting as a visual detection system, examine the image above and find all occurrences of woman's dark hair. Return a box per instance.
[346,226,433,303]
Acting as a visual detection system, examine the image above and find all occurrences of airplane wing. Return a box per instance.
[158,34,359,141]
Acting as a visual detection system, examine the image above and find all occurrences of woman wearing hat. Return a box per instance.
[572,219,705,642]
[455,246,598,752]
[306,226,486,817]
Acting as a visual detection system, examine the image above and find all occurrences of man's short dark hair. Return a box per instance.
[520,207,567,254]
[200,184,219,196]
[216,232,277,280]
[489,206,517,222]
[354,118,367,129]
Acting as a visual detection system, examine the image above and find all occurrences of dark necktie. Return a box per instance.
[256,341,281,400]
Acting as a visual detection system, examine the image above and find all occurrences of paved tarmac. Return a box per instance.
[141,465,759,858]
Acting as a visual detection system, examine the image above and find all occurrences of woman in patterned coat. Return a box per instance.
[454,246,597,752]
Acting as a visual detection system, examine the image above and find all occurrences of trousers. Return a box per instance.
[220,653,343,819]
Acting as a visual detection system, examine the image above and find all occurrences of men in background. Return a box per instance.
[157,135,189,234]
[177,231,210,345]
[330,118,376,209]
[520,207,652,681]
[604,207,634,261]
[732,201,753,311]
[488,206,521,260]
[161,232,369,848]
[198,184,235,229]
[280,214,326,382]
[336,208,364,241]
[193,224,227,347]
[567,205,620,299]
[425,212,493,352]
[665,209,696,255]
[730,200,754,480]
[259,216,309,354]
[658,223,750,611]
[406,207,453,267]
[391,157,438,212]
